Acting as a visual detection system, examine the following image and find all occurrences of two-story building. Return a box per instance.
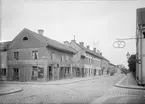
[68,40,103,77]
[0,41,11,80]
[7,28,77,82]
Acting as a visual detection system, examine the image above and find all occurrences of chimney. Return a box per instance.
[93,48,96,52]
[100,52,102,55]
[71,40,76,43]
[64,41,69,45]
[97,50,100,53]
[38,29,44,35]
[79,42,84,47]
[86,45,90,50]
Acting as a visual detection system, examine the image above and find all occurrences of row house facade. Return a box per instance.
[6,28,77,82]
[0,28,112,82]
[68,40,106,77]
[101,57,110,75]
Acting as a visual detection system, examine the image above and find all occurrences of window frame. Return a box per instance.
[14,52,19,60]
[51,52,55,60]
[32,50,38,59]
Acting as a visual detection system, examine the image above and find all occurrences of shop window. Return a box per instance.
[38,67,44,78]
[14,52,19,60]
[0,68,6,76]
[32,51,38,59]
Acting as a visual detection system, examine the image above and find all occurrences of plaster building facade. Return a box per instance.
[68,40,104,77]
[7,28,77,82]
[0,41,11,80]
[136,7,145,85]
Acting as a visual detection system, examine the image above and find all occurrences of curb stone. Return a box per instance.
[0,87,23,96]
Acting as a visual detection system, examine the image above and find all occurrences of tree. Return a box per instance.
[128,54,136,77]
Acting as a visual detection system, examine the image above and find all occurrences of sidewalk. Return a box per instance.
[115,73,145,90]
[0,74,110,85]
[90,73,145,104]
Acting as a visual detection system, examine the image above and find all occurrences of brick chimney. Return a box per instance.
[100,52,102,55]
[38,29,44,35]
[79,42,84,47]
[86,45,90,50]
[93,48,96,52]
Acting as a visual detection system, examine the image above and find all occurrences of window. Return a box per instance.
[14,52,19,60]
[23,37,28,41]
[38,67,44,78]
[65,55,69,61]
[61,55,64,61]
[0,68,6,76]
[32,51,38,59]
[51,52,55,60]
[143,31,145,38]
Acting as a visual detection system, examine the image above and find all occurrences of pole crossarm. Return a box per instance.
[116,37,143,40]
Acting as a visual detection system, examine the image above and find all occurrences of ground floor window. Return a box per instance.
[0,68,6,76]
[38,67,44,78]
[32,66,44,80]
[13,68,19,81]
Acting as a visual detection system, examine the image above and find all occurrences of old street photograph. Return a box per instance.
[0,0,145,104]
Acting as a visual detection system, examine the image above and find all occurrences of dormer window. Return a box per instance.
[23,37,28,41]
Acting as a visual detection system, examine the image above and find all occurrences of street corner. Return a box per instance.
[90,95,145,104]
[0,86,23,96]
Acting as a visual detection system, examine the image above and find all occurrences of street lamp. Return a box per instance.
[126,52,130,59]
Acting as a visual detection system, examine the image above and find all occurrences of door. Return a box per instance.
[48,66,53,80]
[13,68,19,81]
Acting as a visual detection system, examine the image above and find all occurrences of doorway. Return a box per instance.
[48,66,53,80]
[13,68,19,81]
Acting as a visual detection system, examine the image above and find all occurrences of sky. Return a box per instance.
[1,0,145,68]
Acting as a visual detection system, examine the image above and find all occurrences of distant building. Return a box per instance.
[109,63,117,75]
[101,56,110,75]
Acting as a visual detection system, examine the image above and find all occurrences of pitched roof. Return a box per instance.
[23,28,77,53]
[74,42,103,59]
[109,63,116,67]
[0,41,11,51]
[74,42,110,61]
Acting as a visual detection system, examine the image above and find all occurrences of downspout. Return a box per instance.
[140,11,144,85]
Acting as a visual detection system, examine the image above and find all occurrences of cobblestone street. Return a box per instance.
[0,74,123,104]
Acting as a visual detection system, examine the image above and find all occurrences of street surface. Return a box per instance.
[0,74,123,104]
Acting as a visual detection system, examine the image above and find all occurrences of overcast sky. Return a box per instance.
[1,0,145,68]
